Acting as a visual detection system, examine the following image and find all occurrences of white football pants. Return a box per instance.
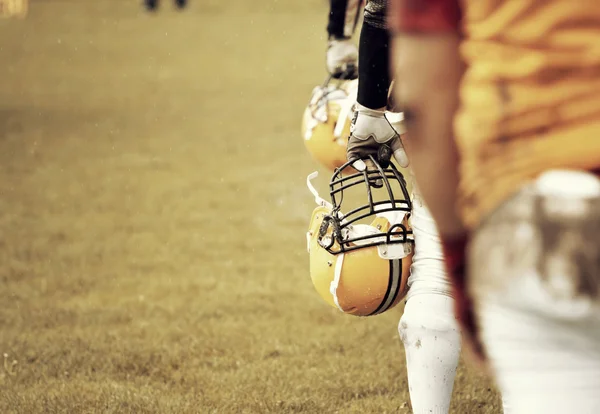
[469,170,600,414]
[399,184,461,414]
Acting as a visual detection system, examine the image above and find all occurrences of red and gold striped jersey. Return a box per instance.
[390,0,600,229]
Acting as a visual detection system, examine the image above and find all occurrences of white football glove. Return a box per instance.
[326,38,358,79]
[347,104,409,172]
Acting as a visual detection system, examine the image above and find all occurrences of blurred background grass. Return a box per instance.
[0,1,501,412]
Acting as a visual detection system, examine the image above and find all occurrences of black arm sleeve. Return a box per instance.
[357,19,391,109]
[327,0,363,39]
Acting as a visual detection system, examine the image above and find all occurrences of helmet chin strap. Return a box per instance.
[307,172,334,210]
[329,253,346,313]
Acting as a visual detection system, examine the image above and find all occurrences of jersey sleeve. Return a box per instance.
[388,0,462,33]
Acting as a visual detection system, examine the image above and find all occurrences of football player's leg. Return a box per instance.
[399,190,461,414]
[400,295,460,414]
[470,170,600,414]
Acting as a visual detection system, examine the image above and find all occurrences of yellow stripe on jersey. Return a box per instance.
[456,0,600,229]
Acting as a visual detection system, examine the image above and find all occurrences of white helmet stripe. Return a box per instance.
[330,253,346,313]
[370,259,402,316]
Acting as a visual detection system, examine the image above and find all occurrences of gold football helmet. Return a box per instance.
[306,158,414,316]
[301,76,358,171]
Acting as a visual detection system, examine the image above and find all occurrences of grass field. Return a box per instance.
[0,1,502,412]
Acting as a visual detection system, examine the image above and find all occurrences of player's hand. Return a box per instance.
[347,104,409,173]
[326,38,358,80]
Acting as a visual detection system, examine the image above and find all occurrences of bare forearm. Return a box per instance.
[328,0,363,39]
[392,34,465,237]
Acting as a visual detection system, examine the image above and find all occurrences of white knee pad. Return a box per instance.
[399,294,461,414]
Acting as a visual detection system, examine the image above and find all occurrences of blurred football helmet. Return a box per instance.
[306,158,414,316]
[301,75,358,171]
